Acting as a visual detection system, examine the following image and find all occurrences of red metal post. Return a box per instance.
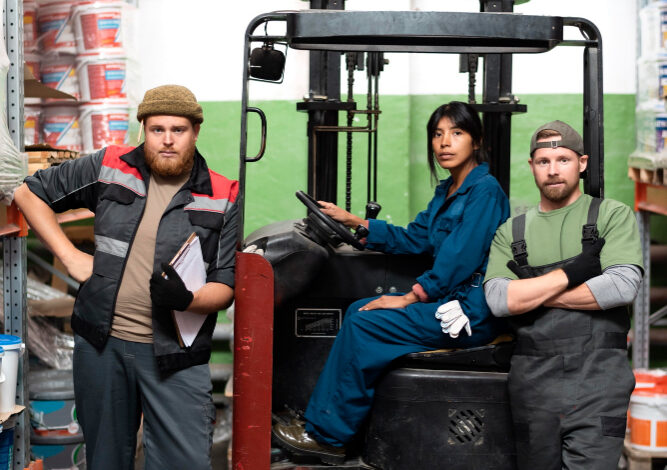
[232,251,274,470]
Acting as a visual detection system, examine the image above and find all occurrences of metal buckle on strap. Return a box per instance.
[511,240,527,257]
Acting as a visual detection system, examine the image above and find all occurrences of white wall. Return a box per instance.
[135,0,637,101]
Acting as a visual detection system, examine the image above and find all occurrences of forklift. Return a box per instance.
[233,2,605,469]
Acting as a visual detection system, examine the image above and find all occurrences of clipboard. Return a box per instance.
[167,232,207,347]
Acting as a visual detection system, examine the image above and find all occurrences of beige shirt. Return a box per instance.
[110,171,190,343]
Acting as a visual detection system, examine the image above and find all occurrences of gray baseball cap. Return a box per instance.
[529,120,584,156]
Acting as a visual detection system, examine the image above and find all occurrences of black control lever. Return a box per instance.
[355,225,369,240]
[365,201,381,220]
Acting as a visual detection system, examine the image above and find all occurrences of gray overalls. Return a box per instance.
[507,198,634,470]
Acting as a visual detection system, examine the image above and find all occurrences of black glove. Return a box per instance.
[150,263,194,311]
[561,237,606,289]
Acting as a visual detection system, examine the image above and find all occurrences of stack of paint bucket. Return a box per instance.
[24,0,42,148]
[35,0,83,151]
[28,369,86,469]
[73,0,130,154]
[628,369,667,451]
[27,0,131,154]
[633,0,667,169]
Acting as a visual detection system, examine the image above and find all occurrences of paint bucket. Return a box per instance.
[78,100,128,154]
[629,385,667,451]
[29,369,80,437]
[24,1,39,52]
[636,109,667,155]
[31,433,85,469]
[76,54,126,101]
[24,105,42,147]
[640,2,667,58]
[37,1,77,55]
[72,1,124,55]
[41,54,80,100]
[42,104,82,151]
[0,335,24,413]
[637,59,667,105]
[634,368,667,390]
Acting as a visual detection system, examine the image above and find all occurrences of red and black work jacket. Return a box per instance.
[24,145,239,372]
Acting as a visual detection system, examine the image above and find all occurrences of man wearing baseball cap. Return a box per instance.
[482,120,643,469]
[14,84,238,469]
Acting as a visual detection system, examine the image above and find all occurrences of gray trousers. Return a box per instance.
[73,335,215,470]
[509,348,634,470]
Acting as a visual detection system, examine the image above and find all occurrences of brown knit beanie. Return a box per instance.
[136,84,203,124]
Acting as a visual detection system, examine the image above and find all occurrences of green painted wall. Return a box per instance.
[197,93,658,240]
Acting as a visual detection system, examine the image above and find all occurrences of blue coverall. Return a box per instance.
[304,163,511,446]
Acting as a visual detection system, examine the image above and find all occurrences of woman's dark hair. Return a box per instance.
[426,101,486,184]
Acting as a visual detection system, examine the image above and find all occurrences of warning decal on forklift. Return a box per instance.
[295,308,342,337]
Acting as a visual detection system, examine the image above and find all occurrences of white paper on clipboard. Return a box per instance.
[169,233,207,347]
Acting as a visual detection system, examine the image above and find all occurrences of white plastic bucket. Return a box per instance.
[24,105,42,147]
[79,100,129,153]
[37,1,77,55]
[72,1,124,55]
[24,1,39,52]
[0,336,24,413]
[629,387,667,451]
[42,104,82,151]
[76,54,126,101]
[41,54,80,100]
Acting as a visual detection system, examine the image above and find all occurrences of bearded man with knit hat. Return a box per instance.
[14,85,238,469]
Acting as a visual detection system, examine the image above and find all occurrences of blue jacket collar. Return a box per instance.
[437,162,489,198]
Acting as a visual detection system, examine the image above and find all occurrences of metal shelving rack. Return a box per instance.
[2,0,28,467]
[632,184,667,369]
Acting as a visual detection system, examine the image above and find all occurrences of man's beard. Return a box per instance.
[538,178,577,203]
[145,146,195,177]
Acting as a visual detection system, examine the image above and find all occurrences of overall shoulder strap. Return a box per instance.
[582,197,602,242]
[511,213,529,266]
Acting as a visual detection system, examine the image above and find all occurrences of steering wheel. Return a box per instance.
[296,190,365,250]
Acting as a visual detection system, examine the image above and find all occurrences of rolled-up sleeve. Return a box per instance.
[206,200,238,288]
[484,277,512,317]
[586,264,643,310]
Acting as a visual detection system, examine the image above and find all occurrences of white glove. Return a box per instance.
[435,300,472,339]
[242,244,265,256]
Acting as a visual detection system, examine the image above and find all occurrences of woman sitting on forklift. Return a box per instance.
[273,100,511,465]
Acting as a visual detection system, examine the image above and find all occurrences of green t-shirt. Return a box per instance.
[484,194,644,281]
